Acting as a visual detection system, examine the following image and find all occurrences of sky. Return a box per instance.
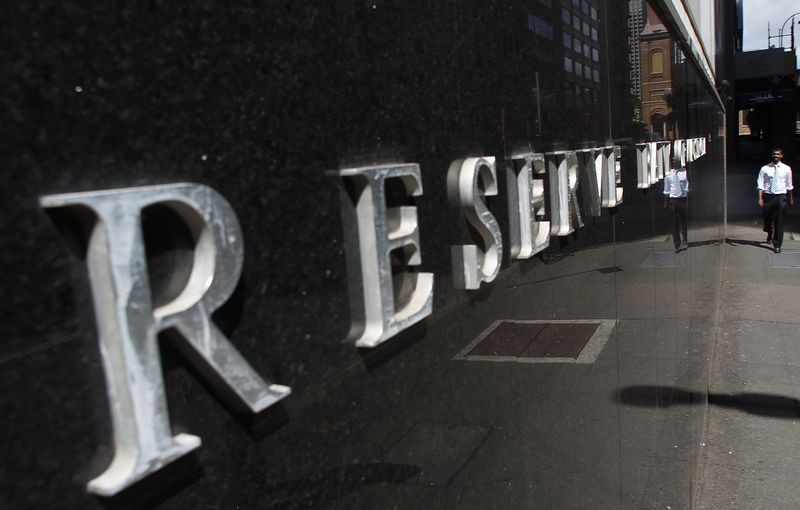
[741,0,800,67]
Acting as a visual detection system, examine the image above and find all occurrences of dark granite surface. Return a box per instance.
[1,1,725,508]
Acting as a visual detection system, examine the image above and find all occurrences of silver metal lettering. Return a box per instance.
[656,142,669,180]
[673,139,685,166]
[507,152,550,259]
[602,146,624,207]
[648,142,659,185]
[547,151,583,235]
[636,143,651,189]
[338,164,433,347]
[576,148,602,217]
[448,157,503,289]
[40,184,290,496]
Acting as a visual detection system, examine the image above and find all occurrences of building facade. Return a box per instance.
[2,1,733,508]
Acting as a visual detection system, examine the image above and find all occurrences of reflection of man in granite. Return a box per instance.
[663,155,689,253]
[758,147,793,253]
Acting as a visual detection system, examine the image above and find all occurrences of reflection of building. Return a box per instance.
[559,0,603,131]
[639,3,673,139]
[627,0,645,119]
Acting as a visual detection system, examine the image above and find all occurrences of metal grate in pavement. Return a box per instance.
[466,321,547,357]
[641,250,687,268]
[769,251,800,268]
[453,319,617,364]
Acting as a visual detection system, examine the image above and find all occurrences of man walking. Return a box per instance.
[663,155,689,253]
[757,147,793,253]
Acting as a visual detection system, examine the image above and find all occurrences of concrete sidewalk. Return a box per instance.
[698,220,800,509]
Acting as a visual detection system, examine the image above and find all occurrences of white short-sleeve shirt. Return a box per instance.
[663,168,689,198]
[757,162,793,194]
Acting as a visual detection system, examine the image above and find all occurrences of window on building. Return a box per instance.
[584,66,592,80]
[572,0,580,7]
[650,50,664,74]
[590,6,598,20]
[591,27,598,40]
[582,0,590,15]
[593,68,600,82]
[574,61,583,76]
[573,14,581,31]
[564,56,573,73]
[592,47,599,61]
[562,6,571,24]
[583,21,590,36]
[528,14,553,40]
[583,42,590,58]
[538,0,552,7]
[574,38,581,52]
[563,32,571,48]
[651,112,666,135]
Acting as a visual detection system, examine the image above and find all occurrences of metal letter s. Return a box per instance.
[448,157,503,289]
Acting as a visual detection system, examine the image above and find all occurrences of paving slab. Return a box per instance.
[698,220,800,508]
[381,422,491,487]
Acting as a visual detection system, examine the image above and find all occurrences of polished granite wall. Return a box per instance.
[1,1,725,508]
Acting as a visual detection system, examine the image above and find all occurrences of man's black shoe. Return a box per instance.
[775,246,782,253]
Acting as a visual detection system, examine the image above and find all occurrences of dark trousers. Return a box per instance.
[669,197,688,249]
[762,193,787,247]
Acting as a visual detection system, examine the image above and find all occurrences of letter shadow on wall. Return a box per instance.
[358,319,428,372]
[617,385,800,419]
[96,452,202,510]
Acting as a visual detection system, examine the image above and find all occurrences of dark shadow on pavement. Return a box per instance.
[617,385,800,419]
[687,239,722,248]
[539,250,576,265]
[725,238,773,250]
